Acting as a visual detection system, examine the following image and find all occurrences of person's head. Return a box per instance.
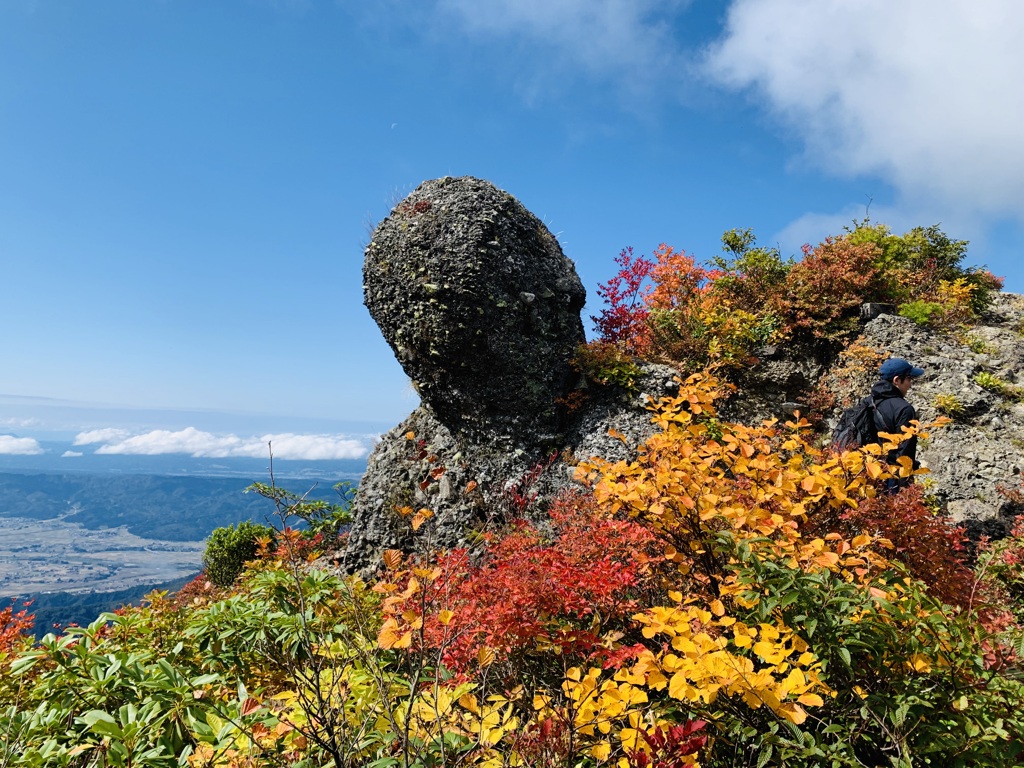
[879,357,924,396]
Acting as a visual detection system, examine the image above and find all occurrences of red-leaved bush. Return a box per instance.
[382,492,661,675]
[784,237,883,340]
[592,246,654,357]
[626,720,708,768]
[0,600,34,653]
[808,483,973,609]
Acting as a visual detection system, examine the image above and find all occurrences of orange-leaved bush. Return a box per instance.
[784,236,883,341]
[0,599,34,655]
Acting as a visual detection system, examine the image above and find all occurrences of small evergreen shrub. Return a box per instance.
[572,340,643,392]
[202,521,275,587]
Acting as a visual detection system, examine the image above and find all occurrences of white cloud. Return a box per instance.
[91,427,370,461]
[771,203,924,257]
[62,450,83,458]
[704,0,1024,221]
[435,0,690,91]
[74,428,132,445]
[0,435,43,455]
[0,416,40,429]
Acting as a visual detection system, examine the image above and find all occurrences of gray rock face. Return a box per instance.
[823,294,1024,538]
[363,176,586,444]
[343,363,679,573]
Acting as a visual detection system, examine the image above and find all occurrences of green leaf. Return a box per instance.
[80,710,123,739]
[892,701,910,727]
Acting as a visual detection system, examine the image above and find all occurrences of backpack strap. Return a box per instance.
[870,397,889,438]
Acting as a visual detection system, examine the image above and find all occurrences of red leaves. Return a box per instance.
[626,720,708,768]
[0,599,35,653]
[592,246,654,356]
[443,500,658,670]
[814,483,974,609]
[382,493,659,674]
[784,237,883,340]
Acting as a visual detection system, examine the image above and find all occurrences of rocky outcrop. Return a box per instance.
[363,176,586,445]
[824,293,1024,539]
[346,174,1024,572]
[347,177,676,572]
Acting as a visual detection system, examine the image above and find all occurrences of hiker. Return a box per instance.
[873,357,925,488]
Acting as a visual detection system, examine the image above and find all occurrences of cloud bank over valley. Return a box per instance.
[73,427,372,461]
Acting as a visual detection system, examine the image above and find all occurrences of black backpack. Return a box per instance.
[831,396,884,451]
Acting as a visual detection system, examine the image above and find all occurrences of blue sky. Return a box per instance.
[2,0,1022,462]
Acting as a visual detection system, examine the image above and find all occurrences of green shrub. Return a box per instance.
[963,332,998,355]
[898,300,945,326]
[202,521,275,587]
[974,371,1024,402]
[571,340,643,392]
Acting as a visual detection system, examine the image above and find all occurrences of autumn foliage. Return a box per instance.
[588,222,1003,377]
[1,221,1021,768]
[0,600,34,655]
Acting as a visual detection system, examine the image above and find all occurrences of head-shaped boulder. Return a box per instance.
[363,177,586,443]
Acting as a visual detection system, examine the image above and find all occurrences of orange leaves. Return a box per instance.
[396,505,435,531]
[580,372,902,593]
[0,600,34,654]
[378,617,414,649]
[382,549,404,570]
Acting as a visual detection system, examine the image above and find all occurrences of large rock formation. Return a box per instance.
[363,176,586,444]
[346,174,1024,572]
[346,177,677,572]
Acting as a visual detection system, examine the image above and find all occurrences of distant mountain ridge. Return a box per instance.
[0,470,347,541]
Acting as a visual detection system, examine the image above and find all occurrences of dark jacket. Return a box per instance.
[870,380,919,470]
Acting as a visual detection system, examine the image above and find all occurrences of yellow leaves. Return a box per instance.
[591,740,612,761]
[865,458,886,480]
[895,455,915,478]
[777,702,808,725]
[797,693,825,707]
[630,601,831,725]
[558,666,650,749]
[437,609,454,626]
[752,640,788,665]
[382,549,404,570]
[852,533,872,548]
[906,653,933,673]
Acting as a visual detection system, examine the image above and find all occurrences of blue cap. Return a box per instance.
[879,357,925,379]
